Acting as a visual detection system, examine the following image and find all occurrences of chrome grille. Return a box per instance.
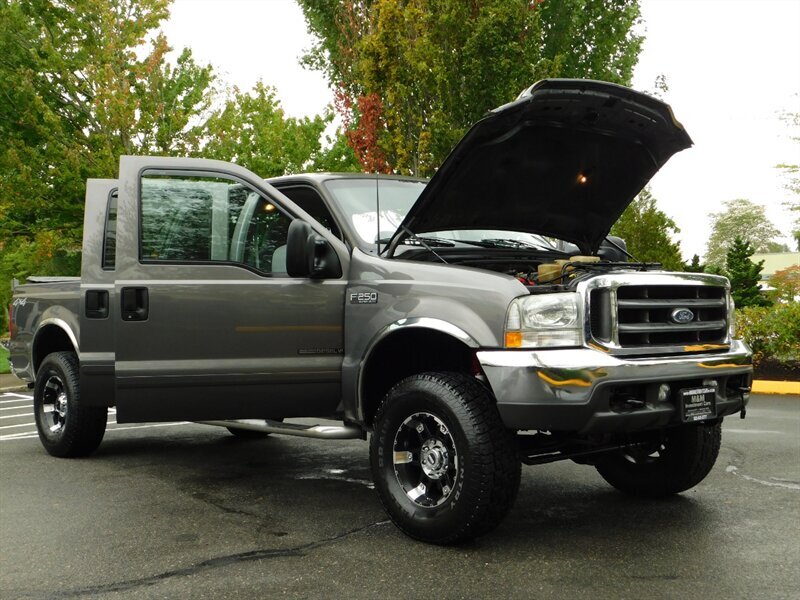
[591,284,728,351]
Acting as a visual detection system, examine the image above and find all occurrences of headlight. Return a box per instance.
[504,293,582,348]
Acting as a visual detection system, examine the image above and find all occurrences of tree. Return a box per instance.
[610,189,684,271]
[684,254,705,273]
[298,0,643,175]
[726,237,770,308]
[769,265,800,303]
[202,82,359,177]
[704,199,782,268]
[0,0,215,321]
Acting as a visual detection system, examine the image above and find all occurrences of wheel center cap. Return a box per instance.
[56,393,68,417]
[420,439,449,479]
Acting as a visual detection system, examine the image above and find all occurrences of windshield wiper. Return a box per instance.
[478,238,558,252]
[377,235,455,247]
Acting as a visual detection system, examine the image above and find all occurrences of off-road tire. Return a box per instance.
[370,372,520,545]
[595,421,722,497]
[33,351,107,458]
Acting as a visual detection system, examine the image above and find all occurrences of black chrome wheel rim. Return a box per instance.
[392,412,459,508]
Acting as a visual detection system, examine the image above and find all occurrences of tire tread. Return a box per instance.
[34,352,107,458]
[371,372,520,544]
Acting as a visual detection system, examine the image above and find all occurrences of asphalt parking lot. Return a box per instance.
[1,391,798,599]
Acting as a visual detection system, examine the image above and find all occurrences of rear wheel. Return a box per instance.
[370,372,520,545]
[595,421,722,497]
[33,352,107,458]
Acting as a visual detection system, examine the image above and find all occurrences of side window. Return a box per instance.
[102,191,117,270]
[278,185,342,239]
[140,172,293,274]
[239,196,292,273]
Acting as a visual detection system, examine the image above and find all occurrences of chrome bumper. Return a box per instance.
[477,339,753,433]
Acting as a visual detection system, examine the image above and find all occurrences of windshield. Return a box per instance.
[323,177,557,251]
[324,178,425,244]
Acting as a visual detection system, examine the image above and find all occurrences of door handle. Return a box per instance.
[121,287,149,321]
[85,290,109,319]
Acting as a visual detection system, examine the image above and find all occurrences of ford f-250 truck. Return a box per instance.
[9,80,753,544]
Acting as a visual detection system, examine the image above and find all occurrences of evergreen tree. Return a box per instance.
[726,237,771,308]
[684,254,705,273]
[610,189,684,271]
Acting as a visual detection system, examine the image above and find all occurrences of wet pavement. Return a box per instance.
[1,392,798,599]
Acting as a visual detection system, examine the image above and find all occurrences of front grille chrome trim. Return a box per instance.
[578,272,732,357]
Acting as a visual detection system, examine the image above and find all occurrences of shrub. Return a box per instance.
[736,302,800,367]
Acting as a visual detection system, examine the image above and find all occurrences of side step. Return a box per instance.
[198,419,365,440]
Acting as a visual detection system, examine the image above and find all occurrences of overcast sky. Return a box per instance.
[162,0,800,260]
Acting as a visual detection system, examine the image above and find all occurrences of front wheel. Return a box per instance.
[33,352,107,458]
[595,421,722,497]
[370,372,520,545]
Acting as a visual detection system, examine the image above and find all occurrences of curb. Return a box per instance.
[751,380,800,396]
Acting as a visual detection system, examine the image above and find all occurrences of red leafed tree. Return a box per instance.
[335,88,390,174]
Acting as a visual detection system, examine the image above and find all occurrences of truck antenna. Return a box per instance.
[375,173,381,255]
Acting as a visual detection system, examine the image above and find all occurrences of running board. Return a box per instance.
[198,419,365,440]
[520,441,646,466]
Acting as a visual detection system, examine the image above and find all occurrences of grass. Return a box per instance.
[0,344,10,374]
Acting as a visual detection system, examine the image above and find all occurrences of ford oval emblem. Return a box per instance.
[671,308,694,324]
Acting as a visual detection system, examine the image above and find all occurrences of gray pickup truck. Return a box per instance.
[9,79,752,544]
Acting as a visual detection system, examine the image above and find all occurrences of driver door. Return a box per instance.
[112,156,348,422]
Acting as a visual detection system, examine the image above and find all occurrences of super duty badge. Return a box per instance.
[350,291,378,304]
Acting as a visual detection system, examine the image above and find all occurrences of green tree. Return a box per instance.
[298,0,643,175]
[610,189,684,271]
[202,82,358,177]
[684,254,705,273]
[726,237,771,308]
[0,0,215,323]
[704,199,782,268]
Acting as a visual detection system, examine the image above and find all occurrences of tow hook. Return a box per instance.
[738,386,751,419]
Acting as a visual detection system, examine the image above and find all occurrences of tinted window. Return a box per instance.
[102,191,117,270]
[278,185,341,239]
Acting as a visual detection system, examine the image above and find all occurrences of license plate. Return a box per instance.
[680,386,717,422]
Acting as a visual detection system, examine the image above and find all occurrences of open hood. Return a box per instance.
[389,79,692,255]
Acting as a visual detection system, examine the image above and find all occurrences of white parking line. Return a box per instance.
[0,422,39,429]
[0,413,33,419]
[0,405,30,411]
[725,465,800,490]
[0,421,191,441]
[0,396,33,403]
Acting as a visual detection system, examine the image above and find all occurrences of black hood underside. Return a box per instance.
[392,79,693,255]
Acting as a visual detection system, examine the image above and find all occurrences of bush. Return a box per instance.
[736,302,800,367]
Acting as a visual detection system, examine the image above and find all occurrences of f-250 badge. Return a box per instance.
[350,291,378,304]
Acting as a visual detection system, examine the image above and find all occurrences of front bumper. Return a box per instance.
[477,340,753,434]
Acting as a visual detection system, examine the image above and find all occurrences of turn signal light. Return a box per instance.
[505,331,523,348]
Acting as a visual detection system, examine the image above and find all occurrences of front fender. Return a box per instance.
[339,249,525,423]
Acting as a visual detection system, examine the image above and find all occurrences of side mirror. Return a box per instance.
[598,236,629,262]
[286,220,342,279]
